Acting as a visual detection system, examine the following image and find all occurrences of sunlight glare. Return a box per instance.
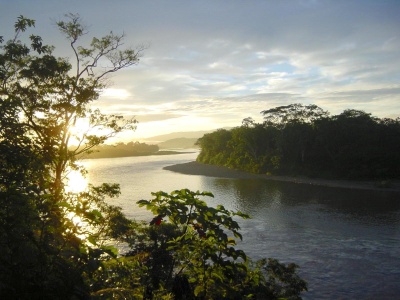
[65,169,88,193]
[69,118,90,144]
[69,212,83,226]
[67,212,89,241]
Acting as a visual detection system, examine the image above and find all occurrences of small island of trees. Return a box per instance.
[81,141,159,159]
[197,104,400,181]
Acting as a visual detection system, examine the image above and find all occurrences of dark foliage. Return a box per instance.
[1,16,307,300]
[82,141,159,159]
[197,104,400,179]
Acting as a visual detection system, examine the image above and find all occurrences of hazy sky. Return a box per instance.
[2,0,400,140]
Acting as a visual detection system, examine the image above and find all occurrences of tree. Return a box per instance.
[198,104,400,179]
[312,109,400,178]
[82,141,159,159]
[227,124,278,173]
[260,104,328,173]
[133,189,307,299]
[196,129,232,166]
[261,103,329,128]
[1,16,308,300]
[0,14,143,298]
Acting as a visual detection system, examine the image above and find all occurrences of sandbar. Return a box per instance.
[164,161,400,193]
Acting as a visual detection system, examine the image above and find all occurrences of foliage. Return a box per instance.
[0,14,142,299]
[1,16,307,300]
[81,141,159,159]
[196,129,232,166]
[197,104,400,179]
[261,104,329,128]
[135,189,250,298]
[130,189,307,299]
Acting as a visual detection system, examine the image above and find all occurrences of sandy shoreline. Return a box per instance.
[164,161,400,193]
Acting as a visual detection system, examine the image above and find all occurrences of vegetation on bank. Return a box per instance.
[80,141,159,159]
[80,140,197,159]
[0,15,307,299]
[197,104,400,180]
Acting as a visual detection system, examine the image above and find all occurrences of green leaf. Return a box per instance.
[101,245,118,258]
[137,199,149,206]
[87,235,97,245]
[57,201,72,209]
[227,237,236,245]
[194,285,204,297]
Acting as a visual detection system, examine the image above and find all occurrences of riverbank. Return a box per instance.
[164,161,400,192]
[81,150,195,159]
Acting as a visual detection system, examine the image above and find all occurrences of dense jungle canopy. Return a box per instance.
[197,104,400,180]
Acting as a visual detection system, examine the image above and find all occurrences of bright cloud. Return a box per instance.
[2,0,400,139]
[102,88,131,99]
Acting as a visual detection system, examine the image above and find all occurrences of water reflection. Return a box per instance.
[203,178,400,299]
[208,178,400,226]
[83,154,400,299]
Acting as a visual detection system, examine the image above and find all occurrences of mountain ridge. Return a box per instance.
[144,130,213,142]
[157,138,200,149]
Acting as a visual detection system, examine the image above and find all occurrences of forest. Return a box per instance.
[197,104,400,180]
[81,142,159,159]
[0,15,307,299]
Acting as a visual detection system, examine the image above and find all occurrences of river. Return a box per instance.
[81,151,400,299]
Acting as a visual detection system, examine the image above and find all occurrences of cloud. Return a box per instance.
[2,0,399,138]
[135,113,182,123]
[102,88,131,99]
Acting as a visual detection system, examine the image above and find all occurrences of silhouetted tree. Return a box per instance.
[0,14,142,298]
[197,104,400,179]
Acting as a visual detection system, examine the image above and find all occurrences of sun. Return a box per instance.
[68,118,91,145]
[65,169,88,193]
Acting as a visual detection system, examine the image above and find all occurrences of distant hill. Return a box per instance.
[144,130,214,143]
[157,138,200,149]
[141,128,232,149]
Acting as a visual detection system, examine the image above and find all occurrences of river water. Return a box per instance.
[81,151,400,299]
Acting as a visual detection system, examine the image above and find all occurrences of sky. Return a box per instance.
[1,0,400,140]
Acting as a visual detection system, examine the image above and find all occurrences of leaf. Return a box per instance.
[201,191,214,197]
[57,201,72,209]
[179,214,187,224]
[235,210,251,219]
[194,285,204,297]
[90,209,102,218]
[137,199,149,207]
[216,204,226,211]
[233,231,243,240]
[227,237,236,245]
[211,271,224,281]
[101,245,118,258]
[87,235,97,245]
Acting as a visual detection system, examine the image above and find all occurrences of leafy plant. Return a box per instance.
[133,189,307,299]
[0,14,142,299]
